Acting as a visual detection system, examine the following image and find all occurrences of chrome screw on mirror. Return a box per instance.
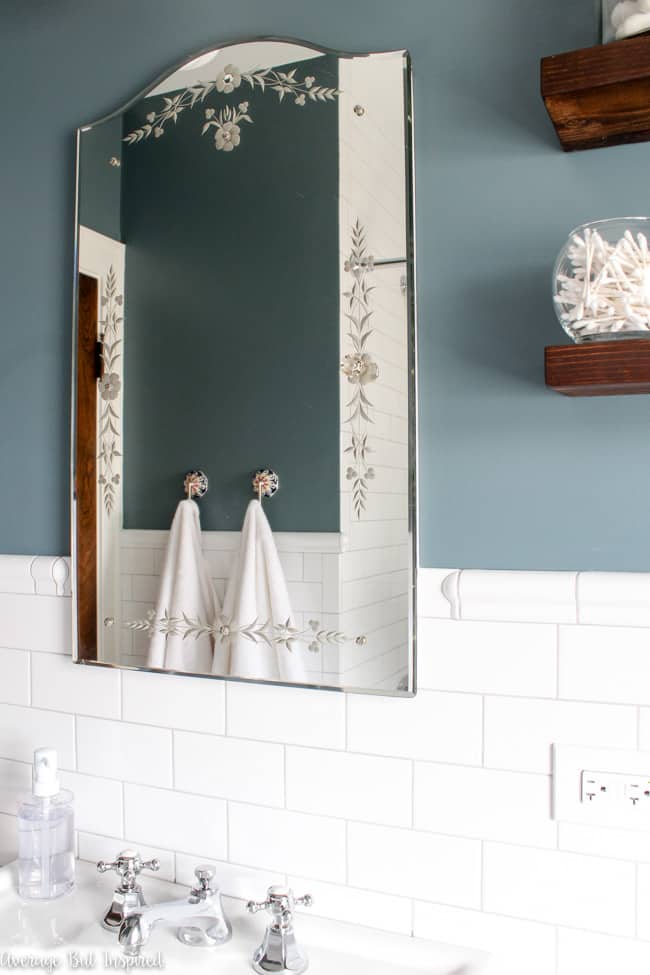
[97,849,160,930]
[247,886,313,975]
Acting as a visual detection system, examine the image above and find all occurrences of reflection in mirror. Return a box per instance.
[73,39,416,695]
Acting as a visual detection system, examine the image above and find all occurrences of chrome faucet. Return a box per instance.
[118,865,231,955]
[97,849,160,930]
[247,885,313,975]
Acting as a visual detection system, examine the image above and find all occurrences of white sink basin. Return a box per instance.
[0,860,488,974]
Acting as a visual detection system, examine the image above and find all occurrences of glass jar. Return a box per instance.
[553,217,650,343]
[602,0,650,43]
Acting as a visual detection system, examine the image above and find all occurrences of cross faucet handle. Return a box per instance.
[247,885,313,923]
[97,849,160,891]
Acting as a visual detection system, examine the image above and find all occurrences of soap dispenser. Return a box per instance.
[17,748,75,899]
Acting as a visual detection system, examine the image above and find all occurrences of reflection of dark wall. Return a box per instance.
[121,55,339,532]
[78,117,122,240]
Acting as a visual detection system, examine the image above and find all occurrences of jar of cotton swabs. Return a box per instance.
[552,217,650,343]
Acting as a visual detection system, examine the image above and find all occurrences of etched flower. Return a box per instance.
[146,112,156,123]
[205,107,215,119]
[216,64,242,93]
[295,94,306,106]
[238,101,249,112]
[345,467,357,480]
[214,121,241,151]
[340,353,379,385]
[305,76,315,89]
[99,372,121,400]
[154,127,164,138]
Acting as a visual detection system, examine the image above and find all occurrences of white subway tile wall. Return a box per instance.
[2,562,650,974]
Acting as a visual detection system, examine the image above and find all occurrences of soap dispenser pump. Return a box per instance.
[17,748,75,899]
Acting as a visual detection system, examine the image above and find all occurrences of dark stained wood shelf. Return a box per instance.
[541,34,650,151]
[545,339,650,395]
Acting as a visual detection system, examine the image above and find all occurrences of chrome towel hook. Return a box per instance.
[184,470,209,500]
[252,469,279,503]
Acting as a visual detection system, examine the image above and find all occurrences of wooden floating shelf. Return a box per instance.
[545,339,650,396]
[541,33,650,151]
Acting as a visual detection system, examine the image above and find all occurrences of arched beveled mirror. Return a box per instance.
[72,38,417,696]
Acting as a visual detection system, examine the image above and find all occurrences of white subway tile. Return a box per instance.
[0,592,71,653]
[0,758,30,815]
[484,697,637,773]
[418,618,557,697]
[287,876,413,935]
[0,647,30,705]
[226,682,345,749]
[577,572,650,627]
[78,832,175,882]
[484,843,635,935]
[637,862,650,940]
[448,570,577,624]
[32,652,120,719]
[416,569,456,619]
[558,928,650,975]
[59,771,123,837]
[0,703,75,768]
[348,691,482,765]
[176,854,284,899]
[124,784,226,860]
[286,747,411,827]
[559,625,650,705]
[413,903,557,975]
[414,764,555,848]
[77,717,172,787]
[348,822,481,907]
[559,822,650,862]
[0,812,16,866]
[0,556,36,595]
[229,803,346,883]
[639,708,650,750]
[122,669,225,734]
[174,732,284,807]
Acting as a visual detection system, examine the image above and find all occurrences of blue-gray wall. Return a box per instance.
[118,54,340,533]
[2,0,649,570]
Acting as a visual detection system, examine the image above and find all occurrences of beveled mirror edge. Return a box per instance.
[70,37,418,698]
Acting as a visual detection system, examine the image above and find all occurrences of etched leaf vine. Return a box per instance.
[124,63,340,154]
[97,267,123,516]
[125,609,351,654]
[342,220,379,518]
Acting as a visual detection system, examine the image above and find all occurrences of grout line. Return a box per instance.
[479,840,485,911]
[26,650,32,708]
[170,730,176,789]
[283,746,287,809]
[225,800,230,862]
[410,759,415,829]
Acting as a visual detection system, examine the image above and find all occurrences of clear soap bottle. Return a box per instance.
[17,748,75,899]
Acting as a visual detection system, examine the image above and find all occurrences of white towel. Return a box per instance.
[147,499,220,673]
[212,499,307,682]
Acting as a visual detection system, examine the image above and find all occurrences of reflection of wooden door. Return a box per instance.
[75,272,98,661]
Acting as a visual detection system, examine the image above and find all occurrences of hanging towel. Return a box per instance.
[147,499,220,673]
[212,499,307,682]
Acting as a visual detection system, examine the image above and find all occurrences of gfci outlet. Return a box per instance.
[581,770,650,806]
[554,745,650,829]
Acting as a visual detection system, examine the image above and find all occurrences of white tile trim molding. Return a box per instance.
[0,556,71,597]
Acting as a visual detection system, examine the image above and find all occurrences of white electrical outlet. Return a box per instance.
[554,745,650,829]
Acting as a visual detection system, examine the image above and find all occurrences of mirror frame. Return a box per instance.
[71,36,418,697]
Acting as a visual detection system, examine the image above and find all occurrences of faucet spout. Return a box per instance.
[118,866,231,955]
